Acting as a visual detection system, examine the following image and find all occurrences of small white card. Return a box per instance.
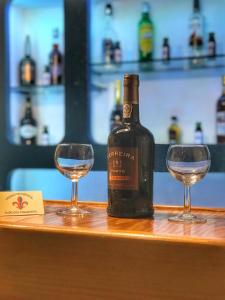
[0,191,44,216]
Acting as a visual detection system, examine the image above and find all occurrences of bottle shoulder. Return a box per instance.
[108,122,154,141]
[139,17,152,26]
[20,114,37,126]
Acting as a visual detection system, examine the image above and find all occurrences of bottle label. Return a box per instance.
[139,24,153,55]
[194,132,204,144]
[123,104,133,118]
[20,125,37,139]
[108,147,138,190]
[162,46,169,60]
[41,134,49,146]
[189,17,203,47]
[52,54,62,83]
[23,62,32,83]
[217,112,225,135]
[208,41,215,56]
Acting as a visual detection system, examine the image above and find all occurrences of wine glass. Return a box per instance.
[54,143,94,216]
[166,144,211,223]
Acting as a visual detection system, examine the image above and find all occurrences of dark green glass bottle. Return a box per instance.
[107,74,154,218]
[138,2,154,62]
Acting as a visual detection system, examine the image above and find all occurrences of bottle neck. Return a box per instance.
[25,101,33,118]
[25,37,31,57]
[196,124,202,131]
[123,83,140,123]
[141,12,150,20]
[193,0,200,13]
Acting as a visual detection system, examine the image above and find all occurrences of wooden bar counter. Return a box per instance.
[0,201,225,300]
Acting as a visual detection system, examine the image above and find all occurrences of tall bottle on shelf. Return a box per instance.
[168,116,181,144]
[189,0,204,65]
[49,29,63,85]
[208,32,216,58]
[107,74,155,218]
[19,35,36,86]
[138,2,154,62]
[19,95,37,145]
[110,80,123,131]
[102,2,120,64]
[194,122,204,144]
[216,76,225,144]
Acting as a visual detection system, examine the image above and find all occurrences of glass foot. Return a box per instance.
[168,213,207,224]
[57,206,90,216]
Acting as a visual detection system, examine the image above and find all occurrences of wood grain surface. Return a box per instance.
[0,201,224,300]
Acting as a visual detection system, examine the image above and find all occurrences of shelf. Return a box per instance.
[91,54,225,79]
[12,0,63,9]
[10,85,65,95]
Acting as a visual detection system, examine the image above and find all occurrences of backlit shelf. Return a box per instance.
[90,54,225,78]
[10,85,65,95]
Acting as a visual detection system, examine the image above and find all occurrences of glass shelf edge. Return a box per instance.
[10,85,65,94]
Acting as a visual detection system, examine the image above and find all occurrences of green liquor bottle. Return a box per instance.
[138,2,153,62]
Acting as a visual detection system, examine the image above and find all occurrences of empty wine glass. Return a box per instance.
[54,143,94,216]
[166,144,211,223]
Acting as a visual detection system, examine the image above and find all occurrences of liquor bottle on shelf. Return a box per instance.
[208,32,216,58]
[189,0,204,65]
[102,2,119,64]
[19,95,37,145]
[40,125,50,146]
[138,2,153,62]
[107,74,155,218]
[49,29,63,85]
[194,122,204,144]
[19,35,36,86]
[41,65,51,86]
[168,116,181,144]
[216,76,225,144]
[110,80,123,131]
[162,37,170,62]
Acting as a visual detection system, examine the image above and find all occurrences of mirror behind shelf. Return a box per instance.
[90,0,225,145]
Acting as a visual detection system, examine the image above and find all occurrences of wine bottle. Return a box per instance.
[49,29,63,85]
[138,2,154,62]
[216,76,225,144]
[19,35,36,86]
[110,80,123,131]
[19,96,37,145]
[107,74,155,218]
[168,116,181,144]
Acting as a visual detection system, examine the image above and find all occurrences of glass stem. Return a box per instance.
[183,185,191,215]
[71,180,78,209]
